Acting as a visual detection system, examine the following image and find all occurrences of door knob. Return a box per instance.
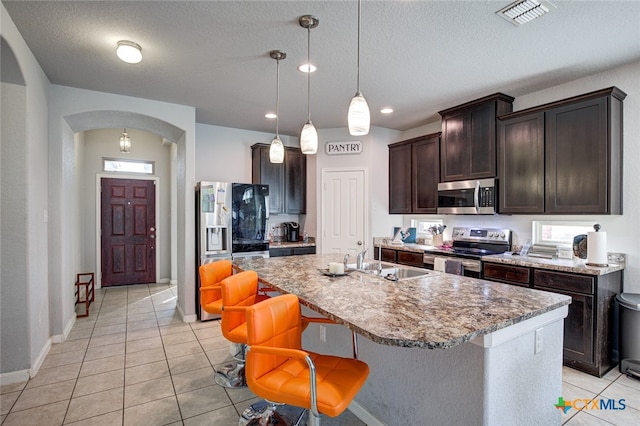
[357,240,362,246]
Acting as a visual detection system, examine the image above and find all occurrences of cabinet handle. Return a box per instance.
[474,180,480,213]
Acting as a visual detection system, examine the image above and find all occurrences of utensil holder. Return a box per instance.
[432,234,443,247]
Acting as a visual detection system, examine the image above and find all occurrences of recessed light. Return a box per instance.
[265,113,277,119]
[116,40,142,64]
[381,108,394,114]
[297,63,317,73]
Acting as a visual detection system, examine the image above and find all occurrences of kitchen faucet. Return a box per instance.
[378,239,388,274]
[356,248,368,270]
[343,254,350,270]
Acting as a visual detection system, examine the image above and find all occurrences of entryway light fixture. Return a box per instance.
[116,40,143,64]
[119,129,131,153]
[347,0,370,136]
[299,15,319,155]
[269,50,286,164]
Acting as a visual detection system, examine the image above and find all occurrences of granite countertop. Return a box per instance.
[482,253,626,276]
[233,254,570,350]
[374,238,625,276]
[269,241,316,249]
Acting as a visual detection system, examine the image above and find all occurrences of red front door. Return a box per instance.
[101,178,156,286]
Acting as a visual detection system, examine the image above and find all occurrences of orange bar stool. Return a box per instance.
[198,259,233,316]
[241,294,370,426]
[216,270,269,388]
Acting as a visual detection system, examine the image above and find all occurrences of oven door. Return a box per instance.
[423,253,481,278]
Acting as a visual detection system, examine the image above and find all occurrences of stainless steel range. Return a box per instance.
[423,227,512,278]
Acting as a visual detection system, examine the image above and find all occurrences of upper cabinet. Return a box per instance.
[389,133,440,214]
[498,87,625,215]
[439,93,514,182]
[251,143,306,215]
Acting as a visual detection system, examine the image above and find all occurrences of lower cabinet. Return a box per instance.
[483,262,621,377]
[374,247,424,268]
[269,246,316,258]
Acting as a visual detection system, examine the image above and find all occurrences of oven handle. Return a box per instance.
[474,180,480,213]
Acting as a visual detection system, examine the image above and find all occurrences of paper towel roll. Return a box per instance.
[587,231,608,266]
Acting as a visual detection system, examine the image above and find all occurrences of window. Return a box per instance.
[411,219,444,235]
[103,158,154,174]
[532,221,593,245]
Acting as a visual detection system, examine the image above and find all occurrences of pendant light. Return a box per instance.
[119,129,131,153]
[269,50,286,163]
[348,0,370,136]
[299,15,319,155]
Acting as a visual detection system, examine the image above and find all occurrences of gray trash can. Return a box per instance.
[617,293,640,380]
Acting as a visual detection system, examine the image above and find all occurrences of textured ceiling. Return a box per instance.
[3,1,640,136]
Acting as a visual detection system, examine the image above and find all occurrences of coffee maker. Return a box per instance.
[284,222,300,242]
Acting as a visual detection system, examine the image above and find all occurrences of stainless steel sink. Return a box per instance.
[377,267,430,281]
[348,262,429,281]
[347,261,396,272]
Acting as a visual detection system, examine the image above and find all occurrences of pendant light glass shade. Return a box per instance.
[348,0,370,136]
[348,91,370,136]
[299,15,319,155]
[269,136,285,163]
[268,50,286,163]
[300,121,318,154]
[119,129,131,153]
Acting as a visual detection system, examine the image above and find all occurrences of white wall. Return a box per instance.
[1,3,51,381]
[82,128,173,283]
[313,126,403,252]
[399,60,640,293]
[48,85,196,332]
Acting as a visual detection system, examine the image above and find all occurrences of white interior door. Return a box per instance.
[321,168,368,258]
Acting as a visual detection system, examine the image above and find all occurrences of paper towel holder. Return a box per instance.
[586,223,608,267]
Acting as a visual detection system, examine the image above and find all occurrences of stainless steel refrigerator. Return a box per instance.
[195,181,270,320]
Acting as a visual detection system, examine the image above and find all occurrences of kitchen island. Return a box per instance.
[234,254,571,425]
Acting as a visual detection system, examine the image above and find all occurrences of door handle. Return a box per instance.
[357,240,362,246]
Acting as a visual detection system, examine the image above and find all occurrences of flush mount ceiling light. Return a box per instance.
[496,0,556,26]
[269,50,286,164]
[380,108,394,114]
[348,0,370,136]
[119,128,131,153]
[299,15,319,155]
[116,40,142,63]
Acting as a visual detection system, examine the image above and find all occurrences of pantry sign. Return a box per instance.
[325,141,362,155]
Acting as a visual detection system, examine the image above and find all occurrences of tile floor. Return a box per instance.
[0,283,363,426]
[1,283,638,425]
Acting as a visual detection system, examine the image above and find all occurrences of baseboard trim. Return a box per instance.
[177,304,197,323]
[348,399,386,426]
[29,338,52,378]
[52,314,76,344]
[0,369,30,386]
[169,279,177,285]
[158,278,170,283]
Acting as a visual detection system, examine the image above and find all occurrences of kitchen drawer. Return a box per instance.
[483,263,531,287]
[269,247,294,257]
[397,251,424,268]
[293,246,316,255]
[533,270,594,295]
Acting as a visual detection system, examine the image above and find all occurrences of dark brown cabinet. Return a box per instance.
[439,94,514,182]
[532,269,622,377]
[545,88,624,214]
[498,112,545,213]
[374,247,398,264]
[483,262,622,377]
[270,246,316,257]
[252,143,306,215]
[497,87,625,215]
[482,263,531,288]
[388,133,440,214]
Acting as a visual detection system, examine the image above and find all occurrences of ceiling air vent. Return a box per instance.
[497,0,556,26]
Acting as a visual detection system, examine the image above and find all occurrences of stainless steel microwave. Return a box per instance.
[437,178,497,214]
